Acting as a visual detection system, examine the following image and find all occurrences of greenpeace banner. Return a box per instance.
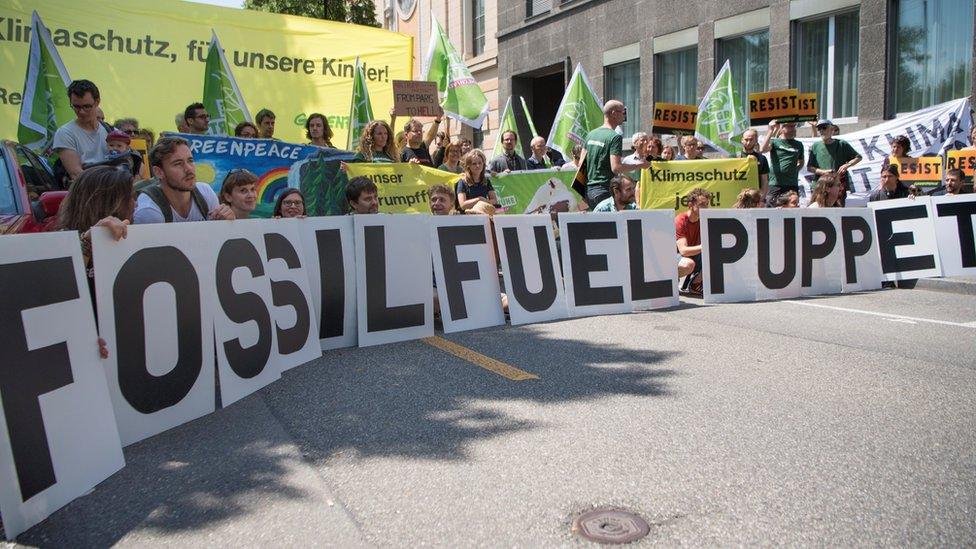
[638,157,759,212]
[0,0,412,143]
[346,163,459,214]
[796,97,972,196]
[180,133,354,217]
[491,169,582,214]
[1,205,973,538]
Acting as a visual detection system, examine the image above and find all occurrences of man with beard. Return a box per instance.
[134,136,234,223]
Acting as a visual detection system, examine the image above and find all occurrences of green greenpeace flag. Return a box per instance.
[546,63,603,163]
[491,96,517,159]
[203,30,251,136]
[421,14,489,129]
[695,59,749,157]
[17,11,73,155]
[347,57,374,149]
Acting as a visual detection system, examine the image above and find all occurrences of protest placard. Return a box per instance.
[651,103,698,135]
[638,157,759,212]
[392,80,441,117]
[892,156,943,186]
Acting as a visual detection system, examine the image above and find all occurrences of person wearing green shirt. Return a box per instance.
[808,119,862,204]
[581,100,651,209]
[592,175,638,212]
[351,120,398,163]
[760,120,805,208]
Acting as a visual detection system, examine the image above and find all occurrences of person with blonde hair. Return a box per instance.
[353,120,398,163]
[456,149,499,214]
[733,188,763,208]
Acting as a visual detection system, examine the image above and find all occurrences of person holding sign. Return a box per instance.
[868,166,910,202]
[133,137,234,223]
[808,119,862,203]
[760,120,804,208]
[880,135,912,174]
[739,129,769,199]
[676,136,704,160]
[218,169,259,219]
[489,130,527,173]
[581,100,652,209]
[930,169,967,196]
[346,176,380,214]
[352,120,398,163]
[807,174,844,208]
[273,189,307,218]
[401,113,442,166]
[456,149,499,214]
[675,188,712,296]
[592,175,638,212]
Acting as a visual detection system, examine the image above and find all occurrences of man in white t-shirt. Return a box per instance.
[52,79,109,180]
[133,136,235,224]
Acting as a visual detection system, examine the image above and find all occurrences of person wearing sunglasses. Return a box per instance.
[273,189,307,218]
[183,102,211,135]
[53,79,111,180]
[113,118,139,136]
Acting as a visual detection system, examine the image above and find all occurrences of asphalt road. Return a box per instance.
[7,284,976,547]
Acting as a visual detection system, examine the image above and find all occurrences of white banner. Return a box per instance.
[931,194,976,278]
[493,215,570,326]
[869,197,944,282]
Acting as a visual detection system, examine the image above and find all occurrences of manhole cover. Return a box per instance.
[572,508,650,544]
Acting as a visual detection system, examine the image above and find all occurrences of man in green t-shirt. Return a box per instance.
[808,119,862,202]
[581,100,652,209]
[760,120,805,208]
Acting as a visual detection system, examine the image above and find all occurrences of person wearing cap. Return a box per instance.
[105,129,131,157]
[808,119,861,205]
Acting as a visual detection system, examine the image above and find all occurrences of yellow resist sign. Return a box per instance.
[651,102,698,135]
[346,163,459,214]
[946,149,976,177]
[892,156,943,185]
[638,157,758,213]
[0,0,412,144]
[748,89,799,125]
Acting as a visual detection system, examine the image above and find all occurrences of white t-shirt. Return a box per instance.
[133,183,220,224]
[52,120,109,165]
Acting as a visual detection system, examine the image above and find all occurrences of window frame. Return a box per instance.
[653,46,699,106]
[603,58,641,145]
[471,0,485,57]
[791,8,860,124]
[714,28,770,106]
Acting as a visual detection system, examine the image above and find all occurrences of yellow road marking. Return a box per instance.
[421,336,539,381]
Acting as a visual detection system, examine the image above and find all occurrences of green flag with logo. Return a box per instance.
[347,57,374,149]
[491,96,518,159]
[546,63,604,163]
[203,30,251,136]
[421,14,489,129]
[17,11,73,155]
[695,59,749,157]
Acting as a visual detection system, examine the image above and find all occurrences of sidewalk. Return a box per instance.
[916,276,976,295]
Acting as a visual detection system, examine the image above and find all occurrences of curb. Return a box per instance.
[915,277,976,296]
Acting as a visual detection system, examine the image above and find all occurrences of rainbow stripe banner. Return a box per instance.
[178,133,355,217]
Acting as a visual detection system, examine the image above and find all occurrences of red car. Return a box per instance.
[0,140,68,234]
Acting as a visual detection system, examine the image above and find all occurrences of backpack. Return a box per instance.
[137,182,210,223]
[52,120,115,186]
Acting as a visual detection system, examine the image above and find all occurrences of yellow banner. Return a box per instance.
[638,157,759,213]
[892,156,942,184]
[0,0,412,143]
[946,149,976,177]
[346,163,459,214]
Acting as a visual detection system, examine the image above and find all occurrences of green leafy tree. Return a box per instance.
[244,0,379,27]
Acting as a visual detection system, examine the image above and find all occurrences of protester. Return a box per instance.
[306,113,335,148]
[113,118,139,136]
[526,136,550,170]
[931,169,967,196]
[807,174,843,208]
[353,120,398,162]
[648,136,665,161]
[868,165,911,202]
[53,80,109,181]
[808,119,862,204]
[57,165,133,358]
[676,136,703,160]
[346,176,379,214]
[428,183,455,215]
[592,175,637,212]
[234,122,260,138]
[175,112,189,133]
[881,135,912,173]
[581,100,652,209]
[183,103,210,135]
[623,132,653,165]
[489,130,527,173]
[775,191,799,208]
[95,107,106,125]
[134,136,234,223]
[273,188,307,218]
[459,137,473,156]
[733,188,763,208]
[560,144,583,171]
[456,149,498,214]
[760,120,805,208]
[219,169,258,219]
[136,128,155,148]
[661,142,676,161]
[105,130,131,156]
[438,142,464,173]
[676,187,711,296]
[545,145,567,168]
[256,108,277,139]
[431,130,449,167]
[739,129,769,198]
[401,117,440,165]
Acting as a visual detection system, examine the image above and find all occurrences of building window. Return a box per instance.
[526,0,551,18]
[715,30,769,106]
[654,47,697,105]
[794,10,859,120]
[890,0,974,114]
[472,0,485,56]
[605,60,640,138]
